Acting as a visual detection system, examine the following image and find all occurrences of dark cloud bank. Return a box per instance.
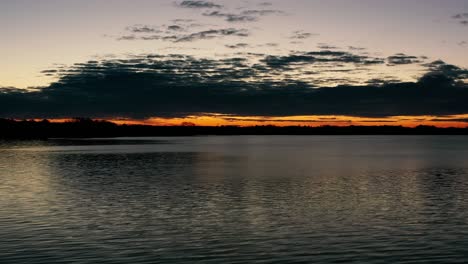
[1,53,468,119]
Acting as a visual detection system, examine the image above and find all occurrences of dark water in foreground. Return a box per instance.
[1,136,468,263]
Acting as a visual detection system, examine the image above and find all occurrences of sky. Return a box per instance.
[1,0,468,127]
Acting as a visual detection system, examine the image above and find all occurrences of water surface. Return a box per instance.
[1,136,468,263]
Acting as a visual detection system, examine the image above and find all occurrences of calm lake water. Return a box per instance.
[1,136,468,263]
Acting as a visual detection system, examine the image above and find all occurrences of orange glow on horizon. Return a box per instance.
[28,114,468,128]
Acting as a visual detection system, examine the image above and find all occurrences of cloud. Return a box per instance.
[318,44,339,50]
[167,25,184,31]
[421,60,468,85]
[225,43,250,49]
[123,20,204,35]
[452,13,468,25]
[387,53,423,65]
[177,0,222,9]
[118,35,138,41]
[348,46,366,51]
[1,54,467,119]
[290,31,317,39]
[241,10,284,16]
[259,43,278,47]
[172,19,196,23]
[202,11,257,22]
[366,78,402,86]
[40,70,58,74]
[453,13,468,19]
[203,9,285,22]
[118,28,250,42]
[259,2,272,7]
[175,28,249,42]
[126,25,161,33]
[261,50,385,69]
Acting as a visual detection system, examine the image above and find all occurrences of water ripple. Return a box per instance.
[1,136,468,263]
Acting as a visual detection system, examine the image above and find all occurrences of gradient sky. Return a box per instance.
[1,0,468,126]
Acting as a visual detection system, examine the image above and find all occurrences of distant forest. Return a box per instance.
[1,118,468,139]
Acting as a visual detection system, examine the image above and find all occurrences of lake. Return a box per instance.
[1,136,468,263]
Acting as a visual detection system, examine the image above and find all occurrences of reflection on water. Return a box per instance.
[1,136,468,263]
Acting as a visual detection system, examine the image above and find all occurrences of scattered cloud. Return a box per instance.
[167,25,185,31]
[126,25,161,33]
[176,28,250,42]
[174,0,285,22]
[203,9,284,22]
[225,43,250,49]
[387,53,423,65]
[259,2,272,7]
[177,0,222,9]
[118,35,137,41]
[262,50,385,69]
[348,46,366,51]
[203,11,257,22]
[453,13,468,19]
[290,31,317,39]
[261,43,278,47]
[172,19,196,23]
[452,13,468,25]
[318,44,339,50]
[241,9,284,16]
[118,28,249,42]
[125,21,205,35]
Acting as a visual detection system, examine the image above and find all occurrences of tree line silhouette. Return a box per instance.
[1,118,468,139]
